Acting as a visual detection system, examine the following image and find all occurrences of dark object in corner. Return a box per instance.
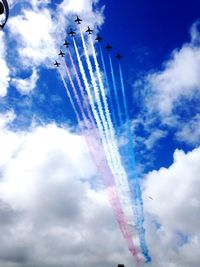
[0,0,9,30]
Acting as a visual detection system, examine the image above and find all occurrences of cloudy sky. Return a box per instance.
[0,0,200,266]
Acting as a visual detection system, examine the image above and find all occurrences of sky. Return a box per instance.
[0,0,200,266]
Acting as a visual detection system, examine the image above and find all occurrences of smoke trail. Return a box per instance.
[59,70,81,122]
[73,36,120,186]
[67,49,97,131]
[87,132,141,262]
[77,30,118,178]
[73,37,140,260]
[89,35,139,233]
[63,60,88,123]
[99,46,117,129]
[119,63,151,262]
[109,53,122,126]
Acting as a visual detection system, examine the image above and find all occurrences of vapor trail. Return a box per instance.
[63,60,87,122]
[89,35,138,233]
[99,46,117,128]
[109,53,122,126]
[78,29,120,178]
[72,38,140,259]
[67,49,96,131]
[59,70,81,122]
[119,63,151,262]
[73,37,116,175]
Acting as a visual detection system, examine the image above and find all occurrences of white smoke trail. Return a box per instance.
[73,38,116,177]
[88,35,137,227]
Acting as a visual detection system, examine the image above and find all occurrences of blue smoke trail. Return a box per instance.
[99,46,117,130]
[109,54,122,127]
[119,63,151,262]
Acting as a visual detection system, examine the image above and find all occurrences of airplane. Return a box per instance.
[58,50,65,57]
[54,61,60,67]
[115,53,122,60]
[68,29,76,37]
[95,34,103,42]
[148,196,154,200]
[63,40,70,47]
[85,26,93,35]
[105,44,112,51]
[75,15,82,24]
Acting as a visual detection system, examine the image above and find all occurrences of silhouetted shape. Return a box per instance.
[115,53,122,60]
[63,40,70,47]
[105,44,112,51]
[85,26,93,35]
[54,61,60,67]
[75,15,82,24]
[0,0,9,30]
[0,2,4,14]
[118,264,125,267]
[95,34,103,42]
[58,50,65,57]
[68,29,76,37]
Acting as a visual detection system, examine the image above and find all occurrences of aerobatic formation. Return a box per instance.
[54,15,151,263]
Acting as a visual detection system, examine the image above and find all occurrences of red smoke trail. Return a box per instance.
[59,70,140,260]
[67,49,97,131]
[72,37,141,261]
[59,70,81,122]
[63,60,88,123]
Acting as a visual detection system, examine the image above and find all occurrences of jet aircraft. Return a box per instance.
[68,29,76,37]
[58,50,65,57]
[115,53,122,60]
[95,35,103,42]
[63,40,70,47]
[86,26,93,35]
[54,61,60,67]
[105,44,112,51]
[75,15,82,24]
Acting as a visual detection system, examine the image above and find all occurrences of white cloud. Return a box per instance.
[147,44,200,115]
[11,68,39,94]
[0,110,15,129]
[0,32,10,97]
[2,0,104,98]
[8,0,104,69]
[176,114,200,145]
[0,123,134,267]
[132,21,200,150]
[0,121,200,266]
[143,146,200,267]
[8,8,58,67]
[191,20,200,45]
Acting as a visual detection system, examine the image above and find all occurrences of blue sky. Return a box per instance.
[0,0,200,267]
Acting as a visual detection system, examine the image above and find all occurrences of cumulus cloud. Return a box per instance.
[0,123,134,267]
[0,120,200,267]
[0,0,105,98]
[143,146,200,267]
[8,0,104,68]
[147,44,200,115]
[132,20,200,152]
[8,8,59,67]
